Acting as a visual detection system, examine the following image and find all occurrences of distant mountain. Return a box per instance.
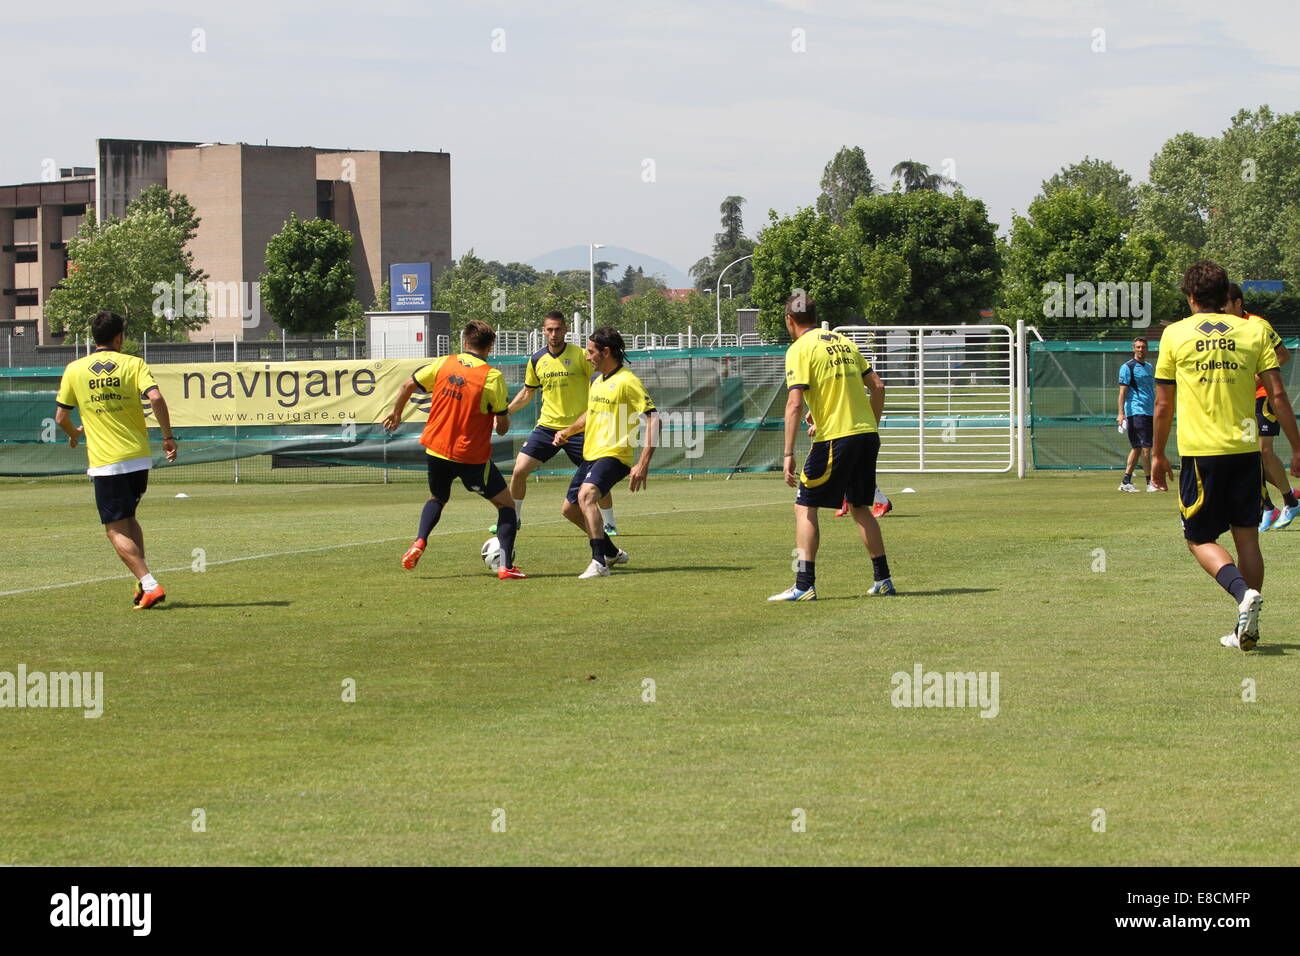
[526,245,692,289]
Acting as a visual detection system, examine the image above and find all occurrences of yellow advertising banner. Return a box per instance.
[149,358,433,427]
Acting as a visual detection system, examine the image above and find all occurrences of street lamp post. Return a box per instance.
[715,254,752,342]
[589,242,605,339]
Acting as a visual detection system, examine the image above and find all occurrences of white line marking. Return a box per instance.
[0,498,789,597]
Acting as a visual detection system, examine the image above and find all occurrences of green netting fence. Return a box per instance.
[1030,339,1300,469]
[0,347,797,483]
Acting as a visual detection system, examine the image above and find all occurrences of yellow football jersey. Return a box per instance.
[525,344,593,429]
[582,366,656,465]
[55,350,159,471]
[784,329,876,441]
[1155,312,1280,456]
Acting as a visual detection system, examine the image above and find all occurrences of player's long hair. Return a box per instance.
[589,326,627,367]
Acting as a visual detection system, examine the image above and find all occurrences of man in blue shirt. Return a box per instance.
[1117,336,1158,492]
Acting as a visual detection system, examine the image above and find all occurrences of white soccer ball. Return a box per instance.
[481,536,504,572]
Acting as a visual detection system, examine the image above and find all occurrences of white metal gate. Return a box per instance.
[833,325,1017,473]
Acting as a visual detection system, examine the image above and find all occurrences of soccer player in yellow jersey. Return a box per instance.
[500,311,617,533]
[552,327,658,579]
[53,311,178,609]
[1151,261,1300,650]
[1224,283,1296,530]
[770,294,892,601]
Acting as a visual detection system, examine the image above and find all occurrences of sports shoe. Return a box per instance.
[497,566,528,580]
[834,498,850,518]
[868,577,897,595]
[134,585,166,610]
[871,498,893,518]
[608,549,630,566]
[132,582,144,606]
[1146,482,1161,493]
[488,523,497,534]
[767,585,816,601]
[604,522,618,535]
[1220,633,1244,649]
[1273,505,1298,530]
[1118,482,1139,493]
[1259,509,1280,532]
[1233,588,1262,651]
[579,559,611,579]
[402,539,426,570]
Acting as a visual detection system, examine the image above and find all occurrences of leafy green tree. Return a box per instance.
[260,213,356,337]
[751,207,860,339]
[1203,106,1300,280]
[816,146,877,224]
[858,247,911,325]
[1133,131,1216,254]
[691,196,755,295]
[485,260,541,287]
[890,160,958,193]
[1039,157,1138,220]
[45,210,199,340]
[1001,187,1188,328]
[845,190,999,324]
[125,184,207,286]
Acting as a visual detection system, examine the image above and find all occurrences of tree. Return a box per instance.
[125,184,208,286]
[890,160,958,193]
[338,278,390,337]
[1133,130,1215,253]
[845,190,999,325]
[691,196,755,295]
[1000,187,1188,328]
[751,207,860,339]
[485,260,541,287]
[1039,157,1137,220]
[816,146,877,224]
[858,247,911,325]
[44,210,199,340]
[260,213,356,337]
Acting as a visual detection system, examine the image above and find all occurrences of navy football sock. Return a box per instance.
[796,560,815,590]
[601,533,619,558]
[417,498,444,541]
[589,539,607,566]
[495,507,518,568]
[1215,564,1249,604]
[872,554,891,582]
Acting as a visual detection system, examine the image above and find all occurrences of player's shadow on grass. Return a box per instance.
[166,601,292,609]
[618,565,750,574]
[814,587,995,600]
[1253,643,1300,656]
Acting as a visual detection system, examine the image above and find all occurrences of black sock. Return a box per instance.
[872,554,891,582]
[495,507,518,568]
[1215,564,1249,604]
[1123,471,1133,484]
[1284,490,1298,509]
[601,533,619,558]
[796,560,815,590]
[589,539,607,566]
[417,498,444,540]
[1263,494,1275,511]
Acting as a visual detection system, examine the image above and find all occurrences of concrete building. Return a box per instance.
[1,138,451,344]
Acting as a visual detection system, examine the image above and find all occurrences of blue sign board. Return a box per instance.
[1241,280,1285,295]
[389,263,433,311]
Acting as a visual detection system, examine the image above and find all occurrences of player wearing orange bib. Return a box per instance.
[382,320,525,579]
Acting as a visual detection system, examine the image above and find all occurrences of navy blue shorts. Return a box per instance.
[92,469,149,524]
[520,425,586,466]
[1256,396,1280,437]
[1179,452,1262,544]
[566,457,631,504]
[795,432,879,510]
[426,455,507,502]
[1126,414,1153,449]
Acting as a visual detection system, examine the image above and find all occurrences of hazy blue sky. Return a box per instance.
[7,0,1298,273]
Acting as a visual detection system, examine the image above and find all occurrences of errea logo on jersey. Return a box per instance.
[89,360,118,376]
[1197,319,1232,336]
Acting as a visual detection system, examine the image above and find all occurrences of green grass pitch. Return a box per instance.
[0,470,1296,865]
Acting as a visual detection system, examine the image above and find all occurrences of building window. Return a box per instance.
[316,180,334,221]
[15,246,38,264]
[62,203,87,216]
[14,207,36,220]
[15,290,38,307]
